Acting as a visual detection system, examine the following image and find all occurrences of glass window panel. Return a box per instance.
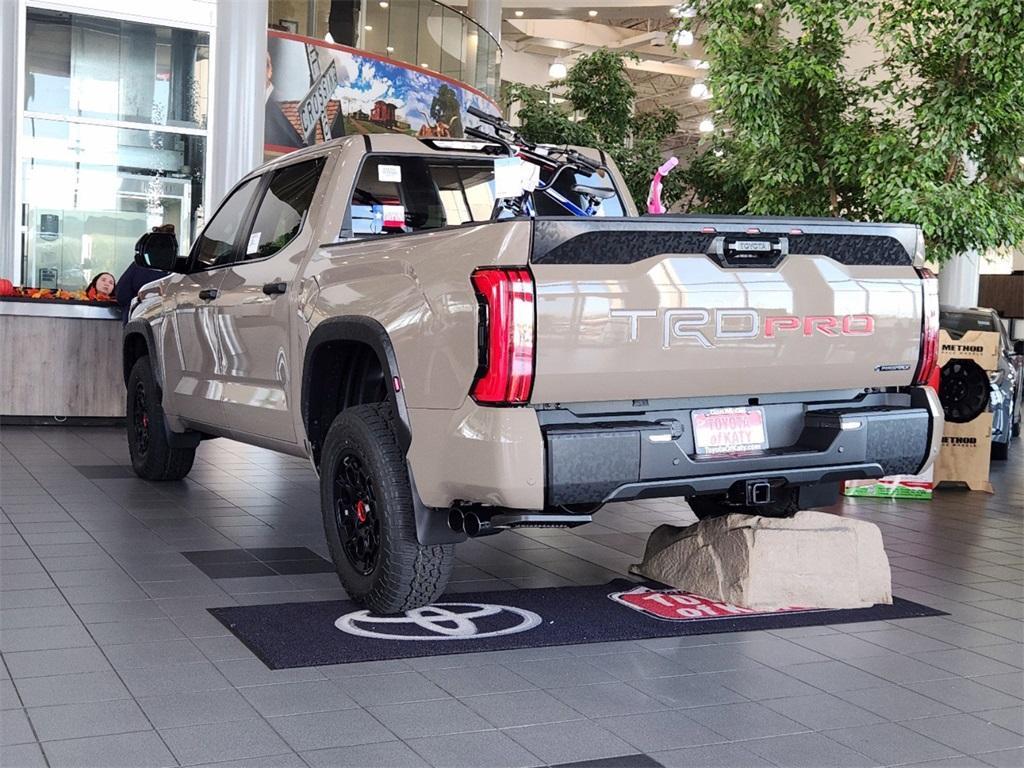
[194,178,261,269]
[387,0,419,66]
[440,6,464,79]
[245,159,326,260]
[533,168,625,217]
[417,1,442,72]
[362,0,389,54]
[20,118,205,289]
[24,8,210,129]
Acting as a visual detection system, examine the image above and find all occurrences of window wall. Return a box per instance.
[267,0,500,99]
[20,8,209,289]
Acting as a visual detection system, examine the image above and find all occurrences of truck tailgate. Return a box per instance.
[529,217,924,404]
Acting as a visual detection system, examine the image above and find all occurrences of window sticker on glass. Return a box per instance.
[378,164,402,183]
[246,231,262,254]
[493,157,524,199]
[382,205,405,229]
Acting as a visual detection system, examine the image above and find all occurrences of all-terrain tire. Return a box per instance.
[686,489,799,521]
[321,403,454,614]
[126,356,195,481]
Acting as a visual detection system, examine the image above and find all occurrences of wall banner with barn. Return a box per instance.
[265,30,500,158]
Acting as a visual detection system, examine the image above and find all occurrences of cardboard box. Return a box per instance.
[933,329,1000,493]
[937,329,1001,371]
[933,412,994,493]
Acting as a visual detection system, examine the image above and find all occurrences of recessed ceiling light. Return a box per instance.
[364,25,373,31]
[588,9,598,17]
[421,62,430,68]
[549,58,568,79]
[514,10,524,17]
[699,118,715,133]
[386,45,394,52]
[690,82,708,98]
[379,1,389,7]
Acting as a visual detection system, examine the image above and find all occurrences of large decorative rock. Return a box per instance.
[631,511,892,611]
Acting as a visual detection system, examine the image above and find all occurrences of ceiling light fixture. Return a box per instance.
[588,9,598,17]
[386,45,394,52]
[690,82,708,98]
[548,58,568,79]
[364,25,373,31]
[672,29,694,46]
[699,118,715,133]
[515,10,524,17]
[379,1,389,7]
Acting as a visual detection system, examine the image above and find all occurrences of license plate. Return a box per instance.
[691,407,768,455]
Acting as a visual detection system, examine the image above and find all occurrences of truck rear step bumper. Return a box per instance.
[542,389,939,506]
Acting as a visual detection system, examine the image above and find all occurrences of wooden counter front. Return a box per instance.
[0,301,125,419]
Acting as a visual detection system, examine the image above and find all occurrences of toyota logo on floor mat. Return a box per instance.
[334,603,542,641]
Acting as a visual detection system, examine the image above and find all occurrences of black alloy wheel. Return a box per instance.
[939,359,991,423]
[333,453,381,576]
[125,356,196,480]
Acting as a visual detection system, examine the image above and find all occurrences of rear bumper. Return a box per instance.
[543,387,943,506]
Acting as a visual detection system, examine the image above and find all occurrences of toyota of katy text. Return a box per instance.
[124,133,945,613]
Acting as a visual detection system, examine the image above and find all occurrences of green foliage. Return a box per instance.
[505,50,680,207]
[677,0,1024,262]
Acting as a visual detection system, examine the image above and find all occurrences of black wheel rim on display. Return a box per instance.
[132,381,150,455]
[333,452,381,576]
[939,359,990,423]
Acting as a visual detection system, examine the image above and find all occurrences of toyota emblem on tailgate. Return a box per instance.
[335,603,542,641]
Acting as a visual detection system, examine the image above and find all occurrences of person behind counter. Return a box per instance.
[116,225,175,324]
[85,272,116,301]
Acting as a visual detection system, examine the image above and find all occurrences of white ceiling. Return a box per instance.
[495,2,712,146]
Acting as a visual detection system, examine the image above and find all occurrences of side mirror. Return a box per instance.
[134,232,179,271]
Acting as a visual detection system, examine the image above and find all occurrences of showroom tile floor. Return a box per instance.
[0,426,1021,768]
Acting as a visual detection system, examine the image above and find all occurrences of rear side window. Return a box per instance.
[533,167,624,217]
[243,158,326,260]
[349,155,495,237]
[193,177,261,269]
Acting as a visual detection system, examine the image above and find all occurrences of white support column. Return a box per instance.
[208,0,268,209]
[466,0,501,46]
[938,250,981,309]
[0,1,22,280]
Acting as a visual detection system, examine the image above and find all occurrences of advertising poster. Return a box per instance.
[265,30,500,158]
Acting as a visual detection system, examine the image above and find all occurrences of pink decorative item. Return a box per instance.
[647,156,679,214]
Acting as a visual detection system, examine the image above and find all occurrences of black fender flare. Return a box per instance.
[301,317,464,546]
[301,316,412,452]
[123,319,163,393]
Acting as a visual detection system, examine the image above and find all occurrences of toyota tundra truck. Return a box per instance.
[123,132,943,613]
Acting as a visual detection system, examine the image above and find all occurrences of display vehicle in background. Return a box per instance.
[123,132,944,612]
[939,306,1022,460]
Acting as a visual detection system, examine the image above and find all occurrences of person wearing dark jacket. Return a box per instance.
[116,226,174,324]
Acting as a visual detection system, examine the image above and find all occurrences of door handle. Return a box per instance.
[262,281,288,296]
[198,288,219,301]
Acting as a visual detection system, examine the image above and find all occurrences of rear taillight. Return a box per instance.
[470,268,535,405]
[914,267,939,387]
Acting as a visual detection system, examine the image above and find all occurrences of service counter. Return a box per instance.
[0,298,125,421]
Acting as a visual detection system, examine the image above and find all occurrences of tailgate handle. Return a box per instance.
[709,235,788,268]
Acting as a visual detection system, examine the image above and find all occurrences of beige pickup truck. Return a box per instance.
[124,133,943,612]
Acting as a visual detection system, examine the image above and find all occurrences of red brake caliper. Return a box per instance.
[355,500,367,524]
